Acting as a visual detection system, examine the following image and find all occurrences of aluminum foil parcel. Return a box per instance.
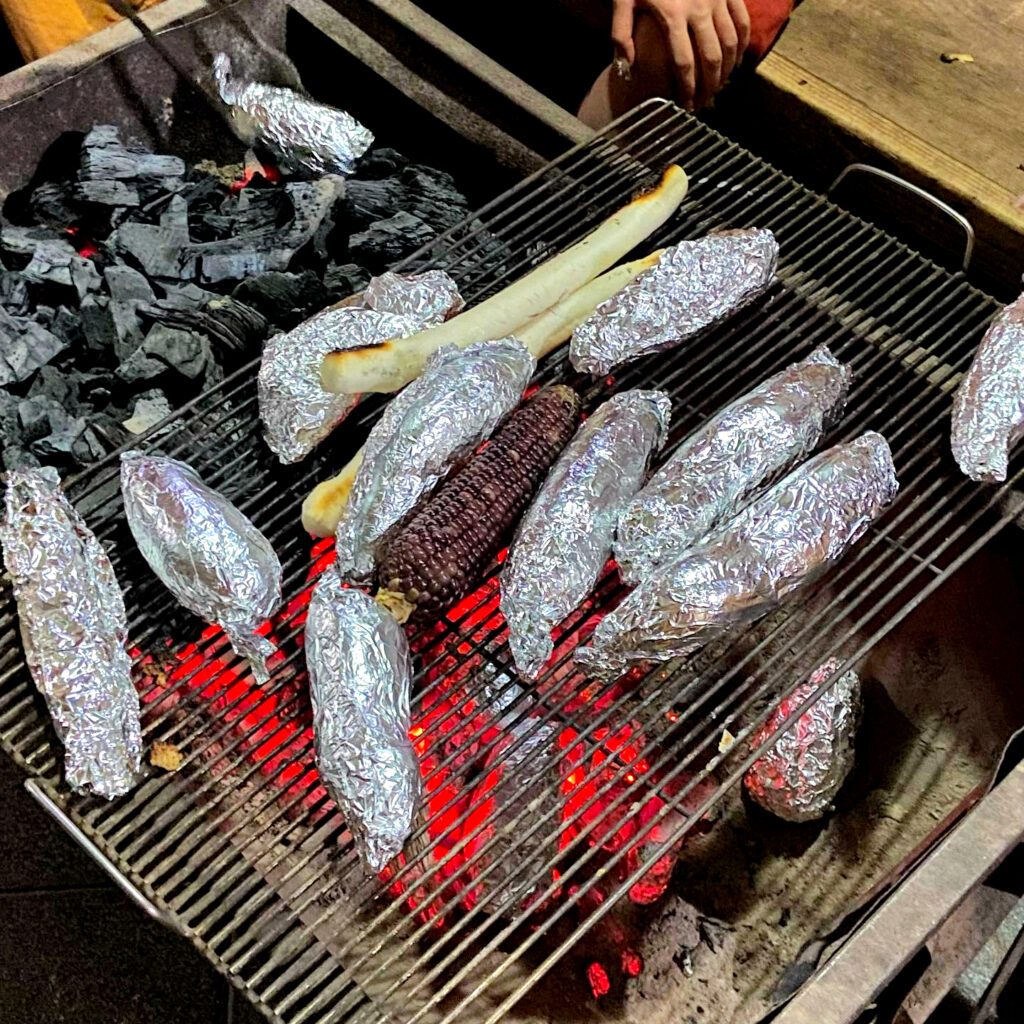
[305,575,418,871]
[0,467,140,798]
[615,345,850,582]
[577,433,898,679]
[259,271,463,463]
[334,338,535,581]
[951,294,1024,483]
[570,228,778,375]
[744,658,862,821]
[213,53,373,176]
[501,389,671,681]
[120,452,282,683]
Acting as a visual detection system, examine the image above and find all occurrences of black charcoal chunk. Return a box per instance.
[0,271,29,314]
[116,345,166,384]
[122,389,172,436]
[73,423,110,463]
[142,325,207,379]
[342,167,468,233]
[354,148,409,180]
[33,414,86,458]
[104,263,154,304]
[113,194,190,278]
[76,179,140,206]
[348,211,435,271]
[181,175,345,283]
[231,269,329,329]
[28,365,79,412]
[323,262,370,300]
[79,295,118,356]
[104,264,153,358]
[0,316,67,384]
[80,125,185,180]
[17,396,57,442]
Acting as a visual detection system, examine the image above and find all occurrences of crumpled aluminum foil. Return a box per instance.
[305,574,418,871]
[120,452,282,683]
[615,345,850,583]
[213,53,373,176]
[259,271,464,464]
[335,338,536,580]
[258,307,421,464]
[577,432,898,679]
[951,294,1024,483]
[0,467,140,798]
[570,228,778,375]
[744,658,862,822]
[501,389,671,681]
[364,270,464,325]
[464,718,560,915]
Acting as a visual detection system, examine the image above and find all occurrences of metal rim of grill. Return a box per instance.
[1,97,1020,1024]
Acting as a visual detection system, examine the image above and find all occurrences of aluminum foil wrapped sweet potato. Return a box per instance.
[334,338,536,581]
[615,345,850,582]
[570,228,778,375]
[744,659,862,821]
[258,269,463,464]
[0,467,140,798]
[577,433,898,679]
[951,294,1024,482]
[305,575,418,871]
[259,308,421,464]
[120,452,282,683]
[213,53,373,175]
[501,390,671,680]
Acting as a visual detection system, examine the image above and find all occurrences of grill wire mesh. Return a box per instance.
[1,98,1021,1024]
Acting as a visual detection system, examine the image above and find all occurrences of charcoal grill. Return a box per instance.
[2,97,1024,1024]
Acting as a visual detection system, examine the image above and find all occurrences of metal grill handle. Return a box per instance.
[24,777,182,934]
[829,163,975,272]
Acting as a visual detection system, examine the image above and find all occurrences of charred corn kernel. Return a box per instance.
[375,386,581,621]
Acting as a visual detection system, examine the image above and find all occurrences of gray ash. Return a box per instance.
[0,124,482,472]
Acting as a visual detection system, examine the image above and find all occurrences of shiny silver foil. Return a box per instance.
[364,270,464,325]
[501,390,671,681]
[258,307,421,464]
[259,271,464,464]
[615,346,850,583]
[465,718,560,915]
[570,228,778,375]
[0,468,140,798]
[577,433,898,679]
[213,53,373,176]
[120,452,282,683]
[335,339,536,580]
[951,294,1024,483]
[305,575,418,871]
[744,658,861,821]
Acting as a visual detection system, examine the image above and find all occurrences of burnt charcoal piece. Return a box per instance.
[354,147,409,180]
[348,211,435,271]
[112,195,190,278]
[73,423,110,464]
[143,325,208,379]
[79,295,118,359]
[342,167,469,233]
[141,295,267,357]
[116,345,166,385]
[7,228,103,300]
[80,125,185,181]
[122,389,173,436]
[0,313,67,385]
[0,271,29,314]
[33,412,87,459]
[16,396,56,443]
[104,264,153,359]
[28,365,79,413]
[76,179,140,206]
[323,262,370,300]
[231,269,330,329]
[181,176,345,283]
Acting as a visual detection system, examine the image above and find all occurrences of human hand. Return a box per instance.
[612,0,751,109]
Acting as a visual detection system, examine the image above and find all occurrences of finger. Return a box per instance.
[727,0,751,59]
[659,17,697,109]
[611,0,637,65]
[691,16,723,106]
[713,2,739,83]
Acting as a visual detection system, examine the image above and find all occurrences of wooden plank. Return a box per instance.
[772,0,1024,202]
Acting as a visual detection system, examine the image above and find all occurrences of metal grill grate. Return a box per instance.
[1,99,1021,1024]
